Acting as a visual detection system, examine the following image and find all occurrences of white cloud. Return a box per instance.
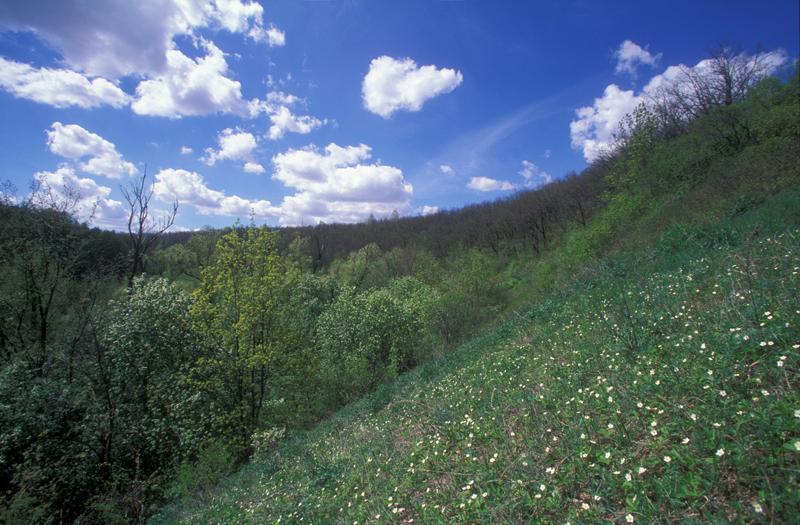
[46,122,137,179]
[131,39,252,118]
[362,56,463,118]
[250,26,286,47]
[202,127,258,165]
[243,161,265,173]
[31,165,127,228]
[569,84,643,162]
[0,0,279,79]
[420,205,439,216]
[1,1,286,116]
[265,90,299,106]
[518,160,553,188]
[267,106,324,140]
[467,176,514,192]
[180,146,193,155]
[439,164,454,175]
[152,168,276,216]
[614,40,661,77]
[569,49,788,162]
[247,90,326,140]
[570,48,787,163]
[0,56,129,109]
[271,143,413,225]
[208,0,265,34]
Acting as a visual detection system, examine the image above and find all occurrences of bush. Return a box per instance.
[317,286,430,406]
[167,442,233,501]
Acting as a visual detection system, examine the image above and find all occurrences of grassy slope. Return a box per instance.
[154,185,800,524]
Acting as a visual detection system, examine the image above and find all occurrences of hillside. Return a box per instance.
[154,69,799,524]
[154,185,800,524]
[1,47,797,523]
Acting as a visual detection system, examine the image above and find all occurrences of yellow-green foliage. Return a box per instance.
[188,227,291,455]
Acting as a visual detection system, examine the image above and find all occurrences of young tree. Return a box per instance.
[188,227,290,457]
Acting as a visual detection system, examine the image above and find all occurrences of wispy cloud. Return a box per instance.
[412,92,566,198]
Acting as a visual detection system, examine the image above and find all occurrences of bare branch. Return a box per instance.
[122,166,179,287]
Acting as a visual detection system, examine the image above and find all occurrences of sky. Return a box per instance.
[0,0,797,230]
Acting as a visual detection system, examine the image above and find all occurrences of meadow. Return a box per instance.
[154,186,800,524]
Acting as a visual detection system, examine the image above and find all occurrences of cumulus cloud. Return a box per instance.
[518,160,552,188]
[243,161,265,173]
[201,128,267,173]
[467,176,514,192]
[571,48,787,163]
[152,168,275,216]
[265,90,299,106]
[255,25,286,47]
[246,90,326,140]
[202,127,258,165]
[131,39,252,118]
[31,165,127,228]
[180,146,193,155]
[1,1,286,116]
[439,164,454,175]
[569,84,641,162]
[362,56,463,118]
[0,0,279,79]
[614,40,661,77]
[420,205,439,216]
[46,122,137,179]
[0,57,129,109]
[271,143,413,225]
[267,106,324,140]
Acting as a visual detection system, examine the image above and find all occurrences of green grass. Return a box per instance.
[153,188,800,524]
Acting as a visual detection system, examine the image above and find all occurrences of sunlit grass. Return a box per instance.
[153,190,800,524]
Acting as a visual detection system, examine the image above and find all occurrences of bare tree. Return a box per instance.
[122,168,178,288]
[655,45,781,122]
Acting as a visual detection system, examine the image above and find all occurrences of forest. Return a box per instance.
[1,49,798,523]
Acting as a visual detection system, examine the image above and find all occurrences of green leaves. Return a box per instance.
[317,277,441,407]
[188,227,289,457]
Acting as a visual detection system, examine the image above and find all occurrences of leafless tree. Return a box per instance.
[121,168,178,288]
[653,45,781,122]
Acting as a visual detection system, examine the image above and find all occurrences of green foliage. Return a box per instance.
[187,226,290,457]
[610,103,660,194]
[167,442,233,502]
[285,235,313,273]
[387,276,442,355]
[317,287,418,405]
[436,249,507,344]
[315,276,442,407]
[271,273,339,427]
[329,242,391,290]
[0,490,51,525]
[104,276,196,451]
[154,187,800,524]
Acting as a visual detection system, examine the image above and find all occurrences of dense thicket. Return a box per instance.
[0,55,797,523]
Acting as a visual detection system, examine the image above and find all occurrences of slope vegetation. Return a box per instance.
[155,185,800,524]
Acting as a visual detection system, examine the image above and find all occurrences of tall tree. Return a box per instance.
[122,168,178,288]
[188,227,291,457]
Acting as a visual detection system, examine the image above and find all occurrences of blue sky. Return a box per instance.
[0,0,797,230]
